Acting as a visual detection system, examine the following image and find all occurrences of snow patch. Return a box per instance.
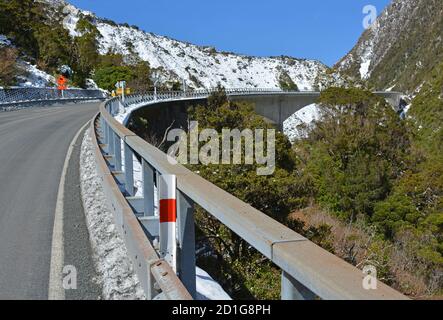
[360,59,371,80]
[61,3,94,37]
[359,42,373,80]
[196,267,231,300]
[283,103,321,142]
[17,62,56,88]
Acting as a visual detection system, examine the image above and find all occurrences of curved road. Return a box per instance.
[0,102,99,299]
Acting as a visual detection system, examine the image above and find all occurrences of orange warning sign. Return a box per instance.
[57,75,68,90]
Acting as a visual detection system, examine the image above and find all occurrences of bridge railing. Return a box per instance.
[119,88,319,108]
[94,91,408,300]
[0,88,106,106]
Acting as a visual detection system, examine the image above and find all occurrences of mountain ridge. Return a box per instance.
[336,0,443,94]
[43,0,342,90]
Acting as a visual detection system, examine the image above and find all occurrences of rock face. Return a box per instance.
[42,0,342,90]
[336,0,443,93]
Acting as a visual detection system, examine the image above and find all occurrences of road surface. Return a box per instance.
[0,102,99,299]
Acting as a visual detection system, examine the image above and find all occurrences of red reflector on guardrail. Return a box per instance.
[160,199,177,223]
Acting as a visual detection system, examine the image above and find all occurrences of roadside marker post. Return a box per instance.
[159,174,177,272]
[115,80,127,103]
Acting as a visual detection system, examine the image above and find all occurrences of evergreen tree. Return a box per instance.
[72,17,101,86]
[0,0,43,58]
[127,61,151,92]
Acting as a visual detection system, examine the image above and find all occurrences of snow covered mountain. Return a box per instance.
[48,0,341,91]
[336,0,443,93]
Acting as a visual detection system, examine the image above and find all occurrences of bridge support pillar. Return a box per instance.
[281,271,316,300]
[177,190,197,298]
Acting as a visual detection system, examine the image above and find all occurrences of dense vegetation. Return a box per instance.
[296,88,410,221]
[376,62,442,260]
[93,53,152,92]
[293,86,442,295]
[0,0,152,89]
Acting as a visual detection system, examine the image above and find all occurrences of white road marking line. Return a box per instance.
[48,120,91,300]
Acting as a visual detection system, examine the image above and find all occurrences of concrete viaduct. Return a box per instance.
[229,91,403,129]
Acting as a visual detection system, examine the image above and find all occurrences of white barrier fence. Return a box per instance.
[0,88,106,106]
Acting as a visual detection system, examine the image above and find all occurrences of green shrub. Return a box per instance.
[296,87,410,220]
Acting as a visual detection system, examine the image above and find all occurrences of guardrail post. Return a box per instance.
[142,159,155,216]
[124,142,135,196]
[99,116,104,137]
[159,175,177,272]
[114,134,122,171]
[177,190,196,298]
[107,126,114,156]
[281,271,316,300]
[101,119,108,147]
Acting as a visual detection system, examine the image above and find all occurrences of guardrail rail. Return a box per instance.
[93,89,409,300]
[0,88,106,107]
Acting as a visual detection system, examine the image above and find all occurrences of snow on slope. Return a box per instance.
[57,1,340,90]
[337,20,379,81]
[17,62,56,88]
[358,40,373,80]
[283,103,321,142]
[95,21,325,90]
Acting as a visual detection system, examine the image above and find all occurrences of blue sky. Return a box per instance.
[69,0,390,66]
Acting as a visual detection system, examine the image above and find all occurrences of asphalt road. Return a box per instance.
[0,102,99,299]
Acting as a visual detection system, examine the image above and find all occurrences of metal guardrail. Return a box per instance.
[90,117,192,300]
[94,89,409,300]
[0,88,106,106]
[119,88,319,107]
